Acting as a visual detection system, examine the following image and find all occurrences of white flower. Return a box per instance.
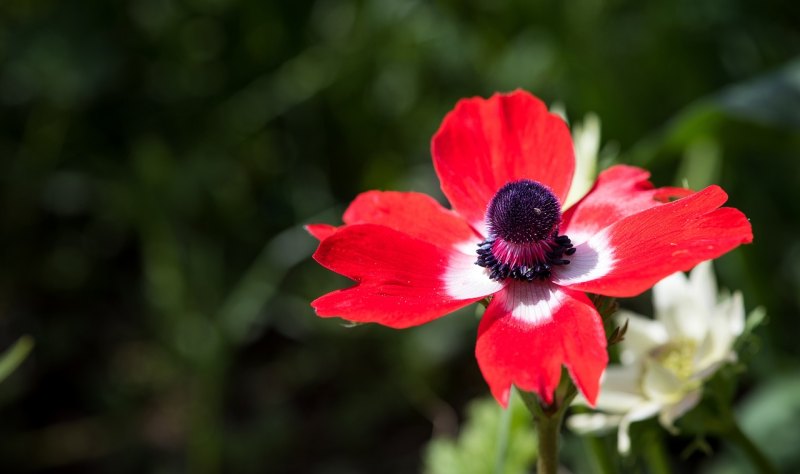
[547,107,601,209]
[567,260,746,454]
[564,112,600,209]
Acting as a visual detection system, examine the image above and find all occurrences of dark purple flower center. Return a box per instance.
[476,180,575,281]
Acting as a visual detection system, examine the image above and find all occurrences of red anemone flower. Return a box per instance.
[307,90,752,407]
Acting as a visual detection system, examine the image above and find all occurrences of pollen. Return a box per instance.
[476,180,575,282]
[651,340,697,380]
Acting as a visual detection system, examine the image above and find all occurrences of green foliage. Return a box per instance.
[0,337,34,384]
[424,392,536,474]
[1,0,799,472]
[703,373,800,474]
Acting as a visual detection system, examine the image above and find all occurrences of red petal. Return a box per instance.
[343,191,480,245]
[562,165,693,239]
[475,283,607,407]
[558,185,753,297]
[305,223,338,241]
[312,224,486,328]
[432,90,575,230]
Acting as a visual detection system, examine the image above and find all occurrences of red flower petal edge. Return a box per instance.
[475,282,607,407]
[562,164,693,239]
[557,185,753,297]
[306,223,337,241]
[312,224,483,328]
[432,90,575,231]
[343,191,479,247]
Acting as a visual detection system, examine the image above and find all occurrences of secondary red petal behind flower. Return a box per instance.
[306,223,338,241]
[343,191,480,247]
[557,185,753,297]
[562,165,693,239]
[312,224,486,328]
[432,90,575,231]
[475,282,607,407]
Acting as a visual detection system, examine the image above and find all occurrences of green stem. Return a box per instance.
[494,390,513,474]
[710,378,778,474]
[583,435,616,474]
[724,418,777,474]
[188,360,225,474]
[534,411,563,474]
[519,378,577,474]
[642,429,671,474]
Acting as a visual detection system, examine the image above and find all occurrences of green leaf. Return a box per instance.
[0,336,34,384]
[715,57,800,130]
[627,57,800,168]
[743,307,767,338]
[704,374,800,473]
[423,393,537,474]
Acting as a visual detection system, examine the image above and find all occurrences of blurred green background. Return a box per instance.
[1,0,800,472]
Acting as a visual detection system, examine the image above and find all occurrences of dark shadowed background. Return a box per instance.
[2,0,800,472]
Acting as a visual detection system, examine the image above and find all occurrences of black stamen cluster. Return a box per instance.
[486,180,562,243]
[475,233,576,282]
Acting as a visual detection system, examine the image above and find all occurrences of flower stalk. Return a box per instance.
[534,410,562,474]
[707,377,778,474]
[723,418,777,474]
[583,435,616,474]
[642,429,672,474]
[494,390,513,474]
[519,375,578,474]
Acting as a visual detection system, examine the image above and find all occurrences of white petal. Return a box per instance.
[693,358,734,382]
[551,229,616,286]
[443,248,506,300]
[694,291,744,370]
[652,270,689,317]
[494,281,563,326]
[725,291,746,337]
[617,402,663,454]
[567,413,623,435]
[563,113,600,209]
[659,389,702,430]
[641,361,687,404]
[693,332,718,374]
[653,269,709,342]
[574,366,646,413]
[688,260,717,313]
[595,391,648,414]
[602,365,642,393]
[616,311,669,365]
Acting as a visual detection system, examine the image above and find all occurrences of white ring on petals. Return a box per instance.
[552,229,616,286]
[496,281,563,326]
[453,238,481,256]
[444,244,506,300]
